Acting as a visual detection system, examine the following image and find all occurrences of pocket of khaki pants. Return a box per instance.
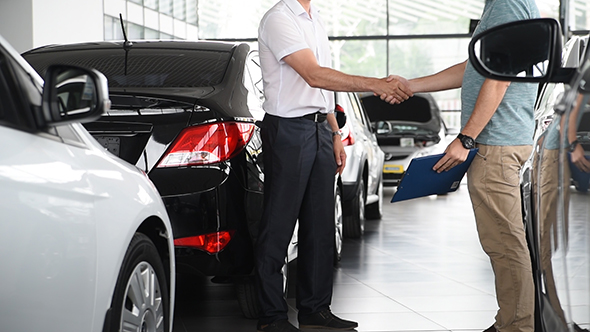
[500,147,526,187]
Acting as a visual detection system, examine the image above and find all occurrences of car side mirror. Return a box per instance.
[468,18,575,83]
[42,64,110,126]
[335,104,347,129]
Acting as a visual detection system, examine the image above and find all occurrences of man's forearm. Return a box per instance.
[282,48,411,103]
[461,78,510,138]
[306,66,380,93]
[409,61,467,93]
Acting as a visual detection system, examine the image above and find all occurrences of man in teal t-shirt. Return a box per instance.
[398,1,540,331]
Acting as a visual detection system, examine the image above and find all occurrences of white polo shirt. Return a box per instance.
[258,0,335,118]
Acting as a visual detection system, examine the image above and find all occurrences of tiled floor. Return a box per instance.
[172,184,499,332]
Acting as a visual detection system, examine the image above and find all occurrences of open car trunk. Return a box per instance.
[361,93,443,146]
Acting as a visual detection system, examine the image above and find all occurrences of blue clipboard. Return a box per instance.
[391,148,478,203]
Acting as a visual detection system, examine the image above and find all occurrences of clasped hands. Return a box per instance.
[374,75,413,104]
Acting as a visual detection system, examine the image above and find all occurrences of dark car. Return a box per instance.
[23,40,343,318]
[468,18,590,332]
[360,93,450,186]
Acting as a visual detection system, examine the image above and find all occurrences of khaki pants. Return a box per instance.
[467,144,534,332]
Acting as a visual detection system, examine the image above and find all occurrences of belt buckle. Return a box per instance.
[314,113,320,122]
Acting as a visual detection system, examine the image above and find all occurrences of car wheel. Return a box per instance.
[106,233,169,332]
[343,177,365,239]
[365,176,383,220]
[235,276,258,319]
[235,260,289,319]
[334,184,343,265]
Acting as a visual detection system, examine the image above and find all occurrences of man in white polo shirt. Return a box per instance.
[255,1,412,331]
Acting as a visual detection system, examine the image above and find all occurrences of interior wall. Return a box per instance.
[31,0,104,52]
[0,0,34,53]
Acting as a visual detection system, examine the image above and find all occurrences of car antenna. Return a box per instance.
[119,13,133,75]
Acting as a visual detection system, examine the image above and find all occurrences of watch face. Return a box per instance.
[463,138,475,149]
[459,134,475,149]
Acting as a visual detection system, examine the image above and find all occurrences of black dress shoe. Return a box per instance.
[257,319,301,332]
[298,309,358,330]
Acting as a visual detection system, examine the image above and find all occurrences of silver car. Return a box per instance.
[335,91,384,239]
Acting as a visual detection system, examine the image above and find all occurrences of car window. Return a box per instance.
[337,92,355,122]
[0,50,34,130]
[25,48,232,88]
[342,93,364,125]
[0,45,85,147]
[351,93,372,129]
[245,52,265,120]
[348,92,367,128]
[0,55,16,123]
[245,52,264,103]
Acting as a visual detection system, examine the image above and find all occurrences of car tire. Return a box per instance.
[235,276,259,319]
[343,177,365,239]
[334,184,343,265]
[105,233,169,332]
[235,260,289,319]
[365,177,383,220]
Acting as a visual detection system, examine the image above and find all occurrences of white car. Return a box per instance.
[335,91,385,239]
[0,34,175,332]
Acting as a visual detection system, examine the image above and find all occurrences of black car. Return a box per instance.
[468,18,590,332]
[23,40,344,318]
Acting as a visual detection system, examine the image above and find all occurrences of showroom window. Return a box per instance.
[104,0,198,41]
[103,0,588,123]
[571,0,590,31]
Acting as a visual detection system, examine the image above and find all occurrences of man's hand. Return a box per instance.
[333,135,347,175]
[571,144,590,173]
[433,139,470,173]
[374,76,412,104]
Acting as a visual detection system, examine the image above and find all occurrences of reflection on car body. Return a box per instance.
[469,18,590,332]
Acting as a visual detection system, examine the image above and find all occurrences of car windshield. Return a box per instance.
[25,48,232,88]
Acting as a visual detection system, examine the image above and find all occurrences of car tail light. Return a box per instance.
[335,104,355,146]
[340,124,355,146]
[174,231,234,254]
[157,121,255,167]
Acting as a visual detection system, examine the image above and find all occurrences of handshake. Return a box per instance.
[374,75,413,105]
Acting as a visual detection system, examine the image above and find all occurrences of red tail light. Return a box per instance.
[335,104,355,146]
[157,121,255,167]
[340,124,355,146]
[174,231,234,254]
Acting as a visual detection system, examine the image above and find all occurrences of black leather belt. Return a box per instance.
[301,112,327,123]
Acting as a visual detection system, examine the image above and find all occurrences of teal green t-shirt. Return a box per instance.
[462,0,541,146]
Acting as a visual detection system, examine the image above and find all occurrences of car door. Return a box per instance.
[0,40,99,332]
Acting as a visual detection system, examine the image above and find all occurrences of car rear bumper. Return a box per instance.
[159,164,263,277]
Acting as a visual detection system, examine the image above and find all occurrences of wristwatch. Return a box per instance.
[569,139,579,152]
[332,131,342,138]
[457,133,475,149]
